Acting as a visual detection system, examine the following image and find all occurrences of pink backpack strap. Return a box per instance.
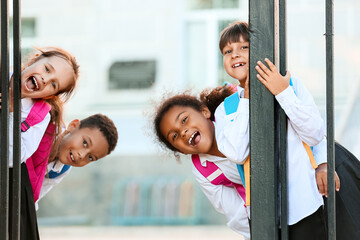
[192,154,246,203]
[27,123,56,202]
[21,101,51,132]
[22,100,53,202]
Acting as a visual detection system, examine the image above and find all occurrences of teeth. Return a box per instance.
[70,152,74,161]
[24,84,34,92]
[233,63,244,68]
[32,77,39,89]
[188,132,197,145]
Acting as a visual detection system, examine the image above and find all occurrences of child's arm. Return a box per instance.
[313,138,340,196]
[256,58,325,146]
[192,167,250,239]
[214,86,250,164]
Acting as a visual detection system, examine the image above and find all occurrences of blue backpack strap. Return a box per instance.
[223,92,239,117]
[223,92,247,185]
[237,164,246,188]
[48,165,71,179]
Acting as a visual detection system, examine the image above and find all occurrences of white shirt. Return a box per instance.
[192,154,250,240]
[35,160,71,210]
[214,79,325,225]
[8,98,51,167]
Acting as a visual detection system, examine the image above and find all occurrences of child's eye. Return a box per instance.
[45,65,50,73]
[172,133,178,141]
[182,116,188,124]
[89,155,94,161]
[51,81,56,89]
[83,140,88,147]
[241,46,249,50]
[224,50,232,55]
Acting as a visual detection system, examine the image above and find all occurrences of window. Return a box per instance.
[108,60,156,89]
[185,0,240,10]
[10,18,36,38]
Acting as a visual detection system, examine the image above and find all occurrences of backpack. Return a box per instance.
[325,142,360,238]
[191,90,248,205]
[191,154,246,204]
[23,101,55,202]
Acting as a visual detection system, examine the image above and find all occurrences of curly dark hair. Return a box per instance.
[154,86,236,152]
[80,114,118,154]
[219,21,249,53]
[200,84,235,121]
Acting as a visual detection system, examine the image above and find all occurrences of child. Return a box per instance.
[153,88,250,240]
[219,21,335,239]
[36,113,118,207]
[5,46,79,240]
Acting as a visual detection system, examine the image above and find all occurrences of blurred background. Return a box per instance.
[9,0,360,238]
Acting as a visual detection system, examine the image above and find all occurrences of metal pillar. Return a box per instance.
[0,0,10,238]
[11,0,22,239]
[325,0,336,239]
[249,0,278,238]
[1,0,21,238]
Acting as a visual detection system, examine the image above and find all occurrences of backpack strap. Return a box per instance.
[223,92,251,206]
[48,164,71,179]
[192,154,246,203]
[223,92,239,116]
[236,156,250,206]
[21,101,52,132]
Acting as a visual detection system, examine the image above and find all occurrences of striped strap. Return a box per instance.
[236,156,250,206]
[243,156,250,206]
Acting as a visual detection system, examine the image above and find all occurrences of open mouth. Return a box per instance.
[232,62,245,68]
[69,151,75,163]
[24,76,39,92]
[188,131,200,146]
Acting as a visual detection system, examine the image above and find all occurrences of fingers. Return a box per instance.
[256,61,271,77]
[264,58,277,72]
[316,175,325,196]
[335,171,340,191]
[323,176,328,197]
[256,73,267,87]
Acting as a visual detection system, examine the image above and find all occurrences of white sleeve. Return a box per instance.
[36,167,71,210]
[192,167,250,239]
[214,94,249,164]
[8,112,51,166]
[312,137,327,165]
[275,78,325,146]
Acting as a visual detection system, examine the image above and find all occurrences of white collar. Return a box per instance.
[198,153,227,167]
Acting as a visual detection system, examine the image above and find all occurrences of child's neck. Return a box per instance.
[206,133,225,158]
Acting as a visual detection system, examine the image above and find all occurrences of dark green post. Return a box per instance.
[249,0,278,239]
[0,0,10,239]
[325,0,335,239]
[11,0,22,238]
[278,0,288,239]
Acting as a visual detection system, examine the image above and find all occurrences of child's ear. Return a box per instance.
[66,119,80,132]
[202,107,211,119]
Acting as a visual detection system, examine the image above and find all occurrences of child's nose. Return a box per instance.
[232,49,241,59]
[181,128,188,138]
[78,149,86,159]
